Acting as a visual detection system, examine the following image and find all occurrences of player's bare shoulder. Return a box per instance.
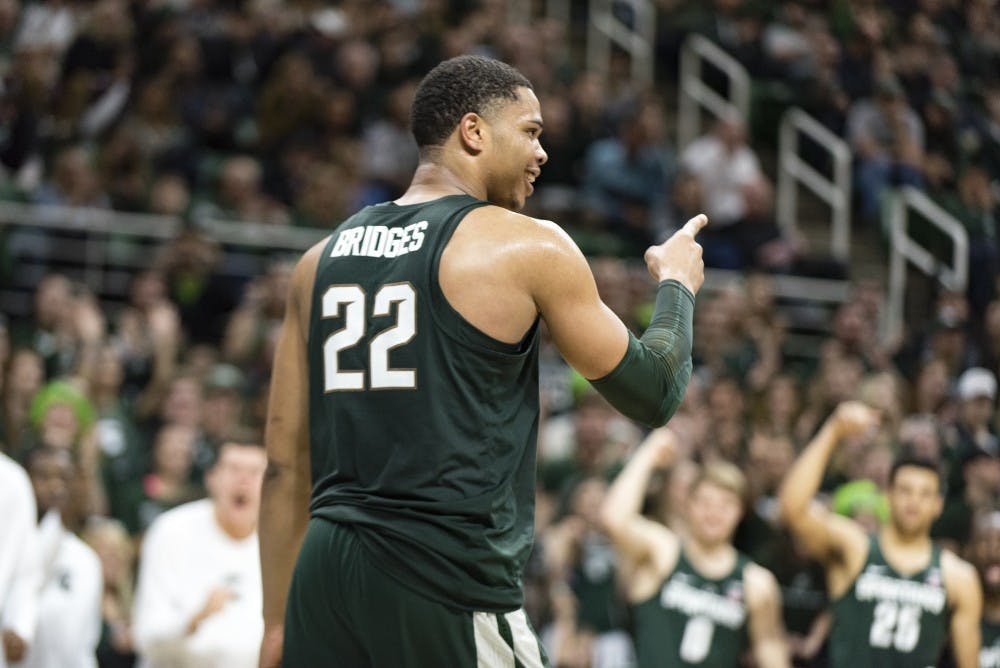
[941,548,983,604]
[743,561,781,610]
[458,205,577,253]
[447,205,587,290]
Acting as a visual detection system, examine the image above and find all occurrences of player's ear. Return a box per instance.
[457,112,486,154]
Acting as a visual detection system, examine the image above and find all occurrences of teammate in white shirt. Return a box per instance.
[133,436,266,668]
[18,447,103,668]
[0,452,40,668]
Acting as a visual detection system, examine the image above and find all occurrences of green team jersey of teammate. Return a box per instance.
[258,56,708,667]
[602,428,790,667]
[779,402,982,668]
[967,512,1000,668]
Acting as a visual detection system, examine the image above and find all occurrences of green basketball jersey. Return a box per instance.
[981,619,1000,668]
[829,536,949,668]
[632,550,751,667]
[306,194,541,613]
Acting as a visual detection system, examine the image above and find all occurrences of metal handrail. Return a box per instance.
[198,218,327,251]
[677,33,750,149]
[587,0,655,87]
[776,107,853,262]
[0,201,181,238]
[885,187,969,341]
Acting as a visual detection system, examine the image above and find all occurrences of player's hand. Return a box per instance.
[643,214,708,294]
[259,625,284,668]
[830,401,880,440]
[641,427,679,469]
[2,629,27,663]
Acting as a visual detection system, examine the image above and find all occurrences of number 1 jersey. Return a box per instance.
[306,194,541,613]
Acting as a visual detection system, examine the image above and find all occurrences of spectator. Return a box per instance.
[581,98,672,251]
[33,146,109,208]
[222,262,290,373]
[1,349,44,452]
[679,114,775,269]
[933,448,1000,552]
[542,477,634,667]
[192,156,289,226]
[155,230,240,346]
[979,300,1000,377]
[82,518,136,668]
[944,367,999,497]
[200,365,246,450]
[132,437,265,668]
[112,270,180,415]
[941,166,998,314]
[19,446,102,668]
[359,80,419,205]
[845,76,925,224]
[114,423,202,536]
[0,451,40,668]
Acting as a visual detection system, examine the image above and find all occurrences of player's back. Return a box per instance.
[306,194,541,612]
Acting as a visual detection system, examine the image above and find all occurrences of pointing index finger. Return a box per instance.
[681,214,708,238]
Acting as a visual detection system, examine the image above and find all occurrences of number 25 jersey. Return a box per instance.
[829,536,949,668]
[307,194,541,613]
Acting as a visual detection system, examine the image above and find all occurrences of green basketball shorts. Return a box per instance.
[282,518,550,667]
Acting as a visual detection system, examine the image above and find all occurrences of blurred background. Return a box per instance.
[0,0,999,666]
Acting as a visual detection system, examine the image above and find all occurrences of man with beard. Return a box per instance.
[779,402,982,667]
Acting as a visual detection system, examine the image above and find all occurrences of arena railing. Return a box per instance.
[1,201,849,358]
[587,0,655,88]
[0,203,325,318]
[776,107,852,263]
[884,186,968,342]
[677,34,751,150]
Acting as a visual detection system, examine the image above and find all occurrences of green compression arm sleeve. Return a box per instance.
[590,279,695,427]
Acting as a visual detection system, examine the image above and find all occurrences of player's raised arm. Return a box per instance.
[258,243,321,668]
[531,214,707,428]
[943,551,983,668]
[600,428,681,564]
[777,402,876,562]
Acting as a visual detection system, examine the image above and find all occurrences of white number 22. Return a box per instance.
[322,283,416,391]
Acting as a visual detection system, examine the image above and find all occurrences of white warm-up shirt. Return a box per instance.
[18,525,102,668]
[133,499,262,668]
[0,453,40,668]
[680,135,764,227]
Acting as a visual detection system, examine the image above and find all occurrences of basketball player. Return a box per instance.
[778,401,982,667]
[258,55,706,667]
[602,428,790,667]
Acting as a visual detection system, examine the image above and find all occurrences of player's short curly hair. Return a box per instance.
[411,55,532,149]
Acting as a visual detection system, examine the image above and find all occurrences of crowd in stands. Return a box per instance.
[0,0,999,667]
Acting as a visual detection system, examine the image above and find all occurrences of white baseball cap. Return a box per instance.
[957,367,997,401]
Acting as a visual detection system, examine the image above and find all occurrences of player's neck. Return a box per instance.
[880,525,932,552]
[684,536,736,575]
[398,161,486,204]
